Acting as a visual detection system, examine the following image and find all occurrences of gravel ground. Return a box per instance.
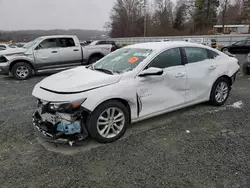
[0,55,250,188]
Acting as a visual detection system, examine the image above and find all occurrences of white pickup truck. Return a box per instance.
[0,35,113,80]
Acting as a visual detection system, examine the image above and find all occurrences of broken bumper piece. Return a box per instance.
[32,111,88,146]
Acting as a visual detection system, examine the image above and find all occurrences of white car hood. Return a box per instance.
[38,66,122,93]
[0,48,26,56]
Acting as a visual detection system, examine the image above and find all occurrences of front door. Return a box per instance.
[136,48,187,117]
[33,38,60,69]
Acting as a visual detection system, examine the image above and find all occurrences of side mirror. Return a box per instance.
[138,67,163,77]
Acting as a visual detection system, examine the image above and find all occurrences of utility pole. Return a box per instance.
[143,0,147,37]
[222,0,228,34]
[139,0,147,37]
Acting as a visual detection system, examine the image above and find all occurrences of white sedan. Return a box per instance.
[32,42,240,145]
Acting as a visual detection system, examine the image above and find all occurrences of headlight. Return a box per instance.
[49,98,87,113]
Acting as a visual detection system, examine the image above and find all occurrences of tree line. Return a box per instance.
[107,0,250,37]
[0,29,107,42]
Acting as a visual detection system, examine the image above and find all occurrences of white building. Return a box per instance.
[213,25,249,34]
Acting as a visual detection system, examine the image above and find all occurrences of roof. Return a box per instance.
[125,41,208,50]
[39,35,76,39]
[213,25,249,28]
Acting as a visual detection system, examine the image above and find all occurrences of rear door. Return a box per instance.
[57,37,82,67]
[183,47,221,103]
[33,38,60,69]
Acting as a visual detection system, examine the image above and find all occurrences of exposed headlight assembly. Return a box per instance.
[48,98,87,113]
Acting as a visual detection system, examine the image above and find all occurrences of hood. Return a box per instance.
[38,66,122,94]
[0,48,26,56]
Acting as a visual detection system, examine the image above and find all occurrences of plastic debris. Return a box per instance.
[186,130,190,134]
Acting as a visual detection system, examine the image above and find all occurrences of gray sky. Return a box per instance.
[0,0,117,30]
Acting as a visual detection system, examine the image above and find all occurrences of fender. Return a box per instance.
[7,55,35,70]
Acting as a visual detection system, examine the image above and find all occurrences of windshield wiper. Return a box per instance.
[94,68,113,75]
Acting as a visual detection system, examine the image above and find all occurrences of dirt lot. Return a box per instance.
[0,55,250,188]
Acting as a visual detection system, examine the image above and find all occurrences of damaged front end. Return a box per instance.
[32,98,89,146]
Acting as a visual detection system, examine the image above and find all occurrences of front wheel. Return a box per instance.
[222,48,228,53]
[210,77,230,106]
[11,62,32,80]
[87,100,129,143]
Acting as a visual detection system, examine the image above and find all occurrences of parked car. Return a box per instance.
[242,52,250,74]
[184,38,217,48]
[161,39,172,42]
[221,39,250,54]
[32,42,240,145]
[0,35,113,80]
[89,40,120,51]
[0,43,18,50]
[80,40,93,46]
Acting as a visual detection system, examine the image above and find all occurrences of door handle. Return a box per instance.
[175,72,185,78]
[209,65,217,70]
[52,51,58,53]
[73,49,79,51]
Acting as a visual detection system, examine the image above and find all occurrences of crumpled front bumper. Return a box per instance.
[32,111,88,145]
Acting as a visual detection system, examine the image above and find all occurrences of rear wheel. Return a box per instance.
[210,77,230,106]
[87,100,129,143]
[11,62,32,80]
[242,63,250,75]
[88,56,103,64]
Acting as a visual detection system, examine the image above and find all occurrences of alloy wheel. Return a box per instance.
[97,107,125,139]
[215,81,229,103]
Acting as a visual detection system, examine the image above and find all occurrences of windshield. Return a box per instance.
[92,48,153,74]
[23,38,42,49]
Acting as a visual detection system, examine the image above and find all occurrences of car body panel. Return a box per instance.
[136,65,186,117]
[32,42,240,124]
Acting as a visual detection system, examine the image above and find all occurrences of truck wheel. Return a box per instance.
[88,56,102,64]
[11,62,32,80]
[243,63,250,75]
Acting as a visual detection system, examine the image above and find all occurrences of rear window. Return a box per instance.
[184,47,209,63]
[58,38,75,47]
[207,49,219,59]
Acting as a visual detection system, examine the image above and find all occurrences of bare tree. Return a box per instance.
[108,0,145,37]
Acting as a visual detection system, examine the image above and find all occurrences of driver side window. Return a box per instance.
[36,38,57,50]
[148,48,182,69]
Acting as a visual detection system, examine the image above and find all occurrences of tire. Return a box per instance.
[222,48,228,53]
[87,100,129,143]
[88,56,102,64]
[210,77,231,106]
[11,62,32,80]
[242,63,250,75]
